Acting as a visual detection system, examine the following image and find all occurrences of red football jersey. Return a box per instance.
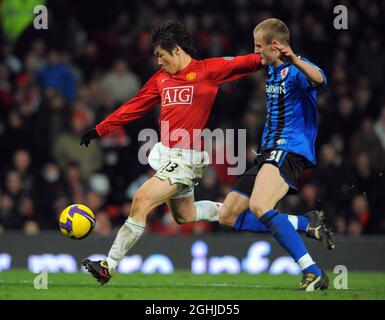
[96,54,262,149]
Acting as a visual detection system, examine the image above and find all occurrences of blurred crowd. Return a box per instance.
[1,0,384,236]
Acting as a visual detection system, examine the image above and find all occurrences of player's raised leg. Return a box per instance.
[217,184,334,249]
[167,191,324,242]
[167,194,221,225]
[82,176,180,284]
[249,163,328,291]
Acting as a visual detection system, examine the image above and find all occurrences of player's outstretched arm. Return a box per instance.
[83,72,161,144]
[204,53,263,85]
[272,42,324,85]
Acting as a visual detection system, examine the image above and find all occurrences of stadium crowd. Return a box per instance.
[0,0,384,236]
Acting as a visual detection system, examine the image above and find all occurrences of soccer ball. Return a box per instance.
[59,204,96,239]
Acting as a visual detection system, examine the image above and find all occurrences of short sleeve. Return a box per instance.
[295,58,327,91]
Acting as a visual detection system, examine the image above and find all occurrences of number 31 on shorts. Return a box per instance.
[160,161,179,173]
[266,150,284,164]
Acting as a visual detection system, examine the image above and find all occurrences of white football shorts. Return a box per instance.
[148,142,210,199]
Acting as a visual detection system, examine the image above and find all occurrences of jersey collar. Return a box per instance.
[272,61,290,72]
[173,59,197,77]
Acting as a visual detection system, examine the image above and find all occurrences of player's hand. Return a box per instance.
[80,128,99,147]
[272,42,296,64]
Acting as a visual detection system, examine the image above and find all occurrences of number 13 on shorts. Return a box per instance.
[160,161,179,173]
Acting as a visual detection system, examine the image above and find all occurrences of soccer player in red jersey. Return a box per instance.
[80,21,264,284]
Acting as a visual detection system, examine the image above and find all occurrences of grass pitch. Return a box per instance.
[0,270,384,300]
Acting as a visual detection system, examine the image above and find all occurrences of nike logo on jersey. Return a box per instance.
[161,78,168,83]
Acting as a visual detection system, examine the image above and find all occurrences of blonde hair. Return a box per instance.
[253,18,290,45]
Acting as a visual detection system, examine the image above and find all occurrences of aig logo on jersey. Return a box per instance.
[162,86,194,106]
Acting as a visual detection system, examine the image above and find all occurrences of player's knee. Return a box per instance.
[218,205,237,228]
[170,204,195,224]
[249,199,270,218]
[132,191,153,215]
[173,215,192,225]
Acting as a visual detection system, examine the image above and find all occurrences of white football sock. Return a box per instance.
[194,201,221,222]
[106,217,145,273]
[297,253,316,271]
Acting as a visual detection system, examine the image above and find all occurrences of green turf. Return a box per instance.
[0,270,384,300]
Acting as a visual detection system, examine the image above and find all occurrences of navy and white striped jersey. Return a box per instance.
[260,56,327,166]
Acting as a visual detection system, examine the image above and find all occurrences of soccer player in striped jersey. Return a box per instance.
[218,18,334,291]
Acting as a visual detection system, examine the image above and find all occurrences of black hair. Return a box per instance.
[150,20,196,56]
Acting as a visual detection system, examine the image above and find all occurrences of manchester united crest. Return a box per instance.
[186,72,197,80]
